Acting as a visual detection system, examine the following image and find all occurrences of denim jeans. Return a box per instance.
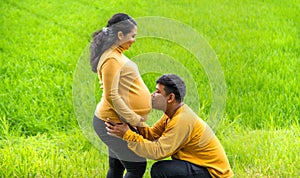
[151,159,212,178]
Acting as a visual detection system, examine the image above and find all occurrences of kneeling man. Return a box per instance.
[106,74,234,178]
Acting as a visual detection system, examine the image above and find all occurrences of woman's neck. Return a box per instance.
[111,44,124,53]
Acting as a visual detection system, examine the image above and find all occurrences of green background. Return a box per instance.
[1,0,299,177]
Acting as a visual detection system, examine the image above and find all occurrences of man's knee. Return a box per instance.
[150,161,168,178]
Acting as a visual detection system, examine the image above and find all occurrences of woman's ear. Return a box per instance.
[117,31,124,40]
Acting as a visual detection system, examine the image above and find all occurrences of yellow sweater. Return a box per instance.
[123,104,234,178]
[95,46,151,126]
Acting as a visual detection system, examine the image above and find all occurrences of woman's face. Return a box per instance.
[118,26,137,50]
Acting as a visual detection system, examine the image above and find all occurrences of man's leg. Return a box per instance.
[150,159,212,178]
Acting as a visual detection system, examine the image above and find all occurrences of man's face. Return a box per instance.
[151,83,168,112]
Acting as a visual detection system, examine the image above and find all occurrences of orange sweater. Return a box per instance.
[123,104,234,178]
[95,46,151,126]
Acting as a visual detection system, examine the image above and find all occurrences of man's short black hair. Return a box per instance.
[156,74,186,102]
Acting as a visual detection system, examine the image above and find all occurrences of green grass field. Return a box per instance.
[1,0,299,177]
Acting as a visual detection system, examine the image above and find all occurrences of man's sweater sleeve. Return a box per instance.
[137,116,167,141]
[123,116,192,160]
[101,58,141,125]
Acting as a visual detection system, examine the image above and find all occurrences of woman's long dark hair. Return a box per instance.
[90,13,137,73]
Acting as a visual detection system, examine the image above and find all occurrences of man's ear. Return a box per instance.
[167,93,175,103]
[117,31,124,40]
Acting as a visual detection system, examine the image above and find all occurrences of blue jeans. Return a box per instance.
[151,159,212,178]
[93,116,146,178]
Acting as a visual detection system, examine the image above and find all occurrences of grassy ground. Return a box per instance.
[1,0,299,177]
[0,123,298,177]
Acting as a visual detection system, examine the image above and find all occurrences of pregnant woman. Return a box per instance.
[89,13,151,178]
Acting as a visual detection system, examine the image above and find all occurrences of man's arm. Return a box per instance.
[106,117,192,160]
[136,114,168,141]
[105,118,163,141]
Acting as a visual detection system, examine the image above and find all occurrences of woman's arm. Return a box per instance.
[101,58,143,126]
